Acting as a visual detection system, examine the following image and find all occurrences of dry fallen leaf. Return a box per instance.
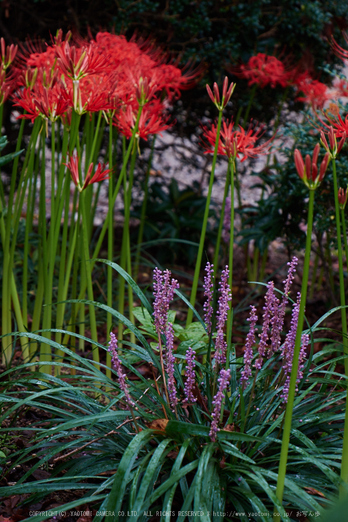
[148,419,168,432]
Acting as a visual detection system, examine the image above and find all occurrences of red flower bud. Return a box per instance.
[294,144,329,189]
[206,77,235,110]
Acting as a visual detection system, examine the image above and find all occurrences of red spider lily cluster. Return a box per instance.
[202,118,274,162]
[6,30,201,137]
[231,51,333,110]
[291,71,330,110]
[232,53,291,89]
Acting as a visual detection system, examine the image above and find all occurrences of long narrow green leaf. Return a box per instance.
[96,259,153,315]
[130,439,174,518]
[105,430,154,519]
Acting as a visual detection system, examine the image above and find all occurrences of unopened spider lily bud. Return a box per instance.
[206,76,235,111]
[294,144,330,190]
[320,126,347,158]
[338,187,348,209]
[0,37,17,69]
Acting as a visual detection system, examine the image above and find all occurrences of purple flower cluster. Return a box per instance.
[238,257,308,401]
[184,347,197,403]
[271,257,299,353]
[203,262,214,335]
[153,268,179,335]
[209,368,231,442]
[165,322,178,411]
[153,268,180,411]
[281,293,309,402]
[256,281,279,368]
[214,267,232,366]
[108,332,134,407]
[240,305,258,387]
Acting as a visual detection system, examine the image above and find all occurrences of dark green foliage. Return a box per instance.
[0,264,345,520]
[238,114,348,256]
[131,178,216,266]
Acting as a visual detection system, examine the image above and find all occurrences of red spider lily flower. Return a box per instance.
[1,37,18,69]
[114,100,173,140]
[13,71,69,122]
[64,150,112,192]
[338,187,348,209]
[54,40,109,81]
[321,111,348,138]
[64,150,80,187]
[294,144,330,190]
[62,73,121,115]
[0,64,15,106]
[320,126,346,159]
[330,33,348,61]
[202,119,274,162]
[83,161,112,190]
[92,31,201,102]
[206,77,235,110]
[294,72,330,109]
[232,53,291,89]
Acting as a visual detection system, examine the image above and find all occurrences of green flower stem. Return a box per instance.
[331,158,348,375]
[106,122,114,379]
[226,157,235,367]
[275,188,315,514]
[0,205,28,362]
[38,127,53,375]
[187,109,223,326]
[22,159,35,331]
[54,128,71,347]
[2,119,40,364]
[341,209,348,274]
[41,122,58,343]
[213,161,231,273]
[90,107,143,265]
[62,107,143,349]
[134,135,156,281]
[54,174,78,371]
[333,175,348,496]
[81,188,100,367]
[118,143,137,344]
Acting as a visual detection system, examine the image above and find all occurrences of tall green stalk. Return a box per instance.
[213,161,231,273]
[226,157,235,365]
[186,109,223,326]
[275,189,315,513]
[187,78,235,326]
[275,142,330,513]
[331,158,348,374]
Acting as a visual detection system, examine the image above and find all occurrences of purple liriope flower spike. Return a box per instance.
[203,262,214,335]
[153,268,179,335]
[281,292,307,403]
[214,266,232,367]
[184,347,197,403]
[209,368,231,442]
[297,333,309,384]
[108,332,134,407]
[256,281,278,368]
[240,305,258,388]
[165,322,178,411]
[271,257,299,353]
